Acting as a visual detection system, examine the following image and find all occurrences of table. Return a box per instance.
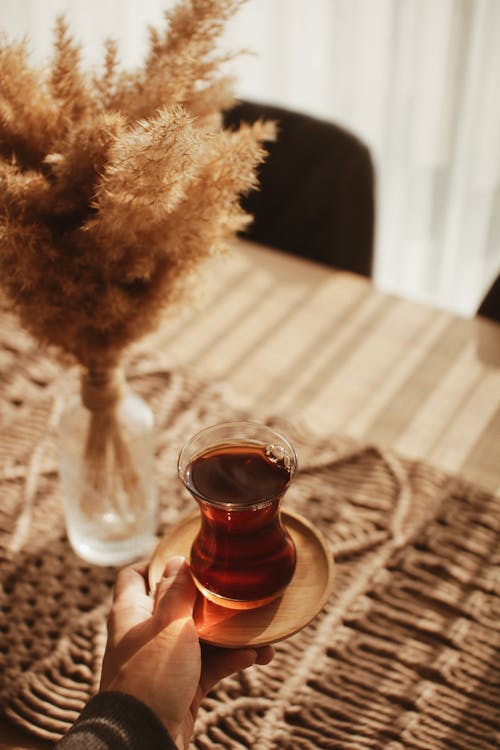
[145,241,500,494]
[1,240,499,749]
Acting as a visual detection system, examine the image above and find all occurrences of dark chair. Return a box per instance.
[223,100,376,277]
[477,273,500,323]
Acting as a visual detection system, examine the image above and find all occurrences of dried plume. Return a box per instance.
[0,0,275,368]
[0,0,275,528]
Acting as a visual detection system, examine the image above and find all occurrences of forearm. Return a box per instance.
[55,691,177,750]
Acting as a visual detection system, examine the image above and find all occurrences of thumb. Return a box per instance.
[153,556,197,627]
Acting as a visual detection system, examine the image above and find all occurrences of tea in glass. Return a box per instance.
[178,422,297,609]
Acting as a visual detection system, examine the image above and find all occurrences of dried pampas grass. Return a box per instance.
[0,0,275,533]
[0,0,274,367]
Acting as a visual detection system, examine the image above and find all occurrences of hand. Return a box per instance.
[100,556,274,750]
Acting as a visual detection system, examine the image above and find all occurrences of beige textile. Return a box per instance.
[0,313,499,749]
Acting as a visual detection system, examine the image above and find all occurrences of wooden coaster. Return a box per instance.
[148,510,335,648]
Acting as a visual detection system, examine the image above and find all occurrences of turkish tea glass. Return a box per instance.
[178,421,297,609]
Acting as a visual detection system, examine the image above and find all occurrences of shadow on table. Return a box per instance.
[475,315,500,368]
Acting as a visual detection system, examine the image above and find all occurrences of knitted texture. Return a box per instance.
[0,312,498,749]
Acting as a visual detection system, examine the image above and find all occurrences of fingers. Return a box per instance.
[107,556,198,648]
[113,560,150,604]
[107,563,154,643]
[254,645,275,665]
[199,643,275,696]
[199,646,256,697]
[153,556,197,628]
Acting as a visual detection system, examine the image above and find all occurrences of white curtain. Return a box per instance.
[1,0,499,317]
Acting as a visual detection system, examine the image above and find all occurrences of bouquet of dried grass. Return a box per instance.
[0,0,274,544]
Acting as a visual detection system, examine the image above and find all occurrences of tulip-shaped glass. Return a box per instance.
[178,421,297,609]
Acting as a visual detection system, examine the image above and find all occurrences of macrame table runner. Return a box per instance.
[0,316,499,749]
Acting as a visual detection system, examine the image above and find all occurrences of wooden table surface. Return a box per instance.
[149,240,500,494]
[1,239,499,748]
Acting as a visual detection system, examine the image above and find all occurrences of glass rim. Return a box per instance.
[177,420,297,508]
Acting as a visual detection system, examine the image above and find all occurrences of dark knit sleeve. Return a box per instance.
[55,691,177,750]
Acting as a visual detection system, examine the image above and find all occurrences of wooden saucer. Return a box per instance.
[148,510,335,648]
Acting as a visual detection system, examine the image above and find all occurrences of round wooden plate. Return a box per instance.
[148,510,335,648]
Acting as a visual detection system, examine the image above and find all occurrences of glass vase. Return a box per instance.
[59,367,158,566]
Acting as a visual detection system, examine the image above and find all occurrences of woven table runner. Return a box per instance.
[0,315,499,749]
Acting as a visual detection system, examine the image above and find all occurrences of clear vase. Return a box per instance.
[59,367,158,566]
